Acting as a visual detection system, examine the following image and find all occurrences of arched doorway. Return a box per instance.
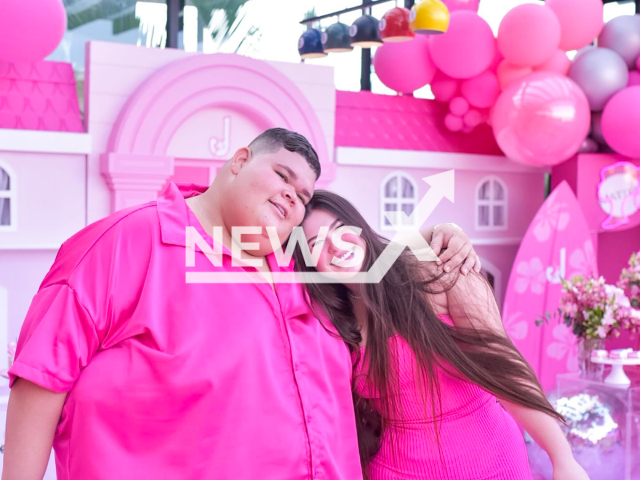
[101,53,334,212]
[479,257,503,308]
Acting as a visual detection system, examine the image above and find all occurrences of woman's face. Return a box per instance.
[302,209,367,278]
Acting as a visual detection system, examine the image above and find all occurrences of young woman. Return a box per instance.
[296,190,590,480]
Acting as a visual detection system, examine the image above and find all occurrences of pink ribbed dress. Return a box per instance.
[355,317,533,480]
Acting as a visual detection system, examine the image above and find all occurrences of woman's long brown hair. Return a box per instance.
[293,190,563,475]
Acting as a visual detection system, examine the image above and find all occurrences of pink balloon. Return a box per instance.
[463,109,484,128]
[443,0,480,13]
[497,4,561,67]
[546,0,604,51]
[497,61,533,90]
[461,126,475,134]
[429,11,495,79]
[492,73,591,166]
[431,71,460,103]
[488,47,504,73]
[0,0,66,63]
[534,50,571,76]
[629,71,640,87]
[445,114,464,132]
[450,97,470,116]
[461,71,500,108]
[601,86,640,158]
[374,36,437,93]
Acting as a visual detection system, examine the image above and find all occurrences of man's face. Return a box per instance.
[221,147,317,256]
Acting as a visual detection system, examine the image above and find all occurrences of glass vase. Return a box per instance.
[578,337,605,381]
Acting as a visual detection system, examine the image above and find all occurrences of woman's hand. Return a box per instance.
[552,457,590,480]
[427,224,481,275]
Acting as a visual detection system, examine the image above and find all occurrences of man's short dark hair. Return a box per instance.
[248,128,321,179]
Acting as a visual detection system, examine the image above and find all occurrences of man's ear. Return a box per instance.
[229,147,251,175]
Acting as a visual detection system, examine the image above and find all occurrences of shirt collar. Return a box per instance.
[156,182,295,272]
[157,182,207,248]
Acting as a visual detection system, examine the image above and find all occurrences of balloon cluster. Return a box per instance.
[374,0,640,166]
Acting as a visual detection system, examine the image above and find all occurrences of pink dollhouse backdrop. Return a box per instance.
[0,41,638,388]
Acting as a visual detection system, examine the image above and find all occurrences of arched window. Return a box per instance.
[380,172,418,231]
[0,163,16,230]
[476,176,507,231]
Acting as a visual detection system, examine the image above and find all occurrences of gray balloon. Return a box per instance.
[598,15,640,69]
[574,45,595,61]
[568,48,629,111]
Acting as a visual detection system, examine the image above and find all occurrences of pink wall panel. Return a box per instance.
[0,250,58,343]
[0,152,86,248]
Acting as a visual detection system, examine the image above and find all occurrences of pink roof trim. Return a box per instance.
[335,90,502,155]
[0,60,83,133]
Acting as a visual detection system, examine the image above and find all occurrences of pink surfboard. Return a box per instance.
[502,181,598,392]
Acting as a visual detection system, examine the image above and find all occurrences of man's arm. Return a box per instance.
[2,379,66,480]
[422,223,482,275]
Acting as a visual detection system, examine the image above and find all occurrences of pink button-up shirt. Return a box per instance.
[9,183,361,480]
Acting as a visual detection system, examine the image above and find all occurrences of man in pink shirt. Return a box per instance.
[3,129,479,480]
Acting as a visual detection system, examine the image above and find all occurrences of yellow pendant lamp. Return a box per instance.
[410,0,450,35]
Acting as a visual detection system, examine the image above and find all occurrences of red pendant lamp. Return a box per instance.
[379,7,414,42]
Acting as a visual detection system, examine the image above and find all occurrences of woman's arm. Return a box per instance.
[441,271,589,480]
[2,379,66,480]
[500,399,588,480]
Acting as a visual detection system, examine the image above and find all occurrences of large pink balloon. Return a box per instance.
[488,47,504,73]
[534,50,571,76]
[429,11,495,79]
[443,0,480,12]
[497,61,532,90]
[498,4,561,67]
[546,0,604,51]
[601,86,640,158]
[374,36,437,93]
[431,71,460,103]
[629,71,640,87]
[0,0,66,63]
[492,73,591,166]
[461,71,500,108]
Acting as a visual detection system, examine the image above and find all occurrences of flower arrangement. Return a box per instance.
[618,251,640,309]
[537,276,639,340]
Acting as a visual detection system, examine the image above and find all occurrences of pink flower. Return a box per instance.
[503,308,528,341]
[515,257,546,295]
[569,240,597,278]
[562,303,578,316]
[602,310,616,326]
[532,193,571,243]
[596,326,608,338]
[547,324,578,371]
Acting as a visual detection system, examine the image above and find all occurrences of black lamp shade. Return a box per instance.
[322,22,353,53]
[350,15,382,48]
[298,28,327,59]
